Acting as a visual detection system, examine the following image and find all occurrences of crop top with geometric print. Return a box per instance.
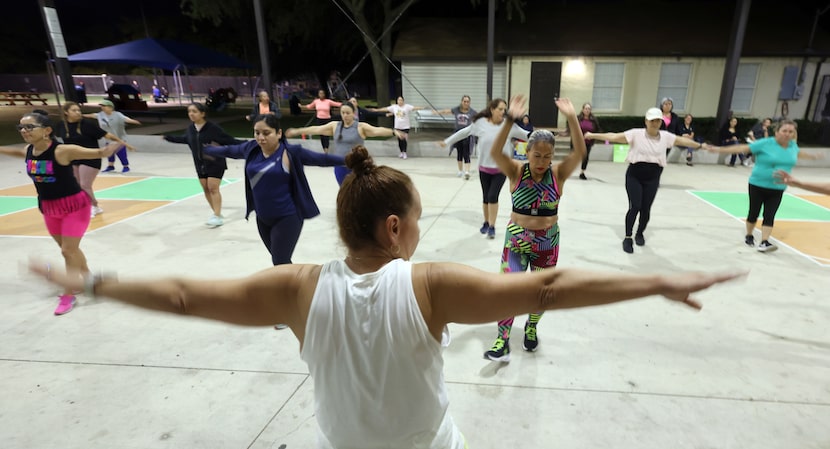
[511,163,559,216]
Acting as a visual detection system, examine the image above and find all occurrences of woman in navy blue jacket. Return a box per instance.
[204,114,344,265]
[163,103,243,227]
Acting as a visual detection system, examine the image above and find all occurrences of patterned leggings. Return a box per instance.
[496,221,560,339]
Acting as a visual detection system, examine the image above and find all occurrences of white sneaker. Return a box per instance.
[402,153,408,160]
[464,171,471,180]
[206,215,224,227]
[91,206,104,217]
[398,153,404,158]
[456,171,463,178]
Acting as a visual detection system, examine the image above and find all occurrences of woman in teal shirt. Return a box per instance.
[706,120,820,252]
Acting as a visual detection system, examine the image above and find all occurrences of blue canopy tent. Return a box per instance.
[68,38,251,103]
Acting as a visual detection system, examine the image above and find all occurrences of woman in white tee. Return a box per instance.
[586,107,702,253]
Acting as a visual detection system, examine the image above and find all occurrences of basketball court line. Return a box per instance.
[0,177,239,238]
[688,190,830,267]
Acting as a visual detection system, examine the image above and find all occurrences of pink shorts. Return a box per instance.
[41,191,91,237]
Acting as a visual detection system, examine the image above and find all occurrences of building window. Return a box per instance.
[657,63,692,110]
[592,63,624,110]
[731,63,759,113]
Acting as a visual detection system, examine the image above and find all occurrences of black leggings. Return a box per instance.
[479,171,506,203]
[625,163,663,236]
[455,138,472,163]
[581,141,594,170]
[396,128,409,152]
[316,117,332,150]
[747,184,784,227]
[256,213,304,265]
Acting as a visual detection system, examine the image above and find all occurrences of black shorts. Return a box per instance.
[72,158,103,170]
[197,166,225,179]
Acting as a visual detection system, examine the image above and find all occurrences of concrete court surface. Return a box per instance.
[1,137,829,449]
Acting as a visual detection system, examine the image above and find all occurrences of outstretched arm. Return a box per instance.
[104,132,136,151]
[0,145,26,159]
[54,142,123,165]
[285,122,337,138]
[584,131,628,144]
[705,143,751,154]
[675,136,704,150]
[774,170,830,195]
[421,262,745,329]
[358,122,404,139]
[29,261,314,327]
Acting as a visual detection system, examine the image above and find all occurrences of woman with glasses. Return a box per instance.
[481,96,586,361]
[440,98,530,239]
[0,110,121,315]
[585,107,703,254]
[56,101,135,218]
[285,102,404,185]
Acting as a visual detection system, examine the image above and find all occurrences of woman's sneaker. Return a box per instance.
[91,206,104,217]
[487,226,496,239]
[745,235,755,247]
[484,337,510,362]
[479,222,490,234]
[102,166,115,172]
[523,322,539,352]
[54,294,76,315]
[757,240,777,252]
[206,215,224,227]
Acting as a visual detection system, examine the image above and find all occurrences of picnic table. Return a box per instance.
[0,92,48,106]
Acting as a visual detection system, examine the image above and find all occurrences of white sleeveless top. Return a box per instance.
[300,259,465,449]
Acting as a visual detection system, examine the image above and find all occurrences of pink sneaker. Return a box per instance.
[54,295,76,315]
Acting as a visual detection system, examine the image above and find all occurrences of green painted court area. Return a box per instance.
[0,197,38,215]
[95,177,238,201]
[691,191,830,221]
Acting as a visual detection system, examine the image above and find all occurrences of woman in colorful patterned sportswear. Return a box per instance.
[482,96,586,361]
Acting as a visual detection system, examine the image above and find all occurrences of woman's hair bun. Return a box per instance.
[344,145,375,176]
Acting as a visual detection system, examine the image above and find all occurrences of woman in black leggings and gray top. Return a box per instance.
[586,107,703,253]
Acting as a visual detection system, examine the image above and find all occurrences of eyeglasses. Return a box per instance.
[16,124,43,131]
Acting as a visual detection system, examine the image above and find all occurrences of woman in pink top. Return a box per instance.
[586,107,702,254]
[304,89,342,153]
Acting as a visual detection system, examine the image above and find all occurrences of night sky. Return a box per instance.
[6,0,830,77]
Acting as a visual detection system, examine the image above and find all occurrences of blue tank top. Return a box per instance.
[332,122,364,157]
[511,163,559,216]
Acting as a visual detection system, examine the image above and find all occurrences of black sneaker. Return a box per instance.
[745,235,755,247]
[579,173,587,180]
[634,233,645,246]
[622,237,634,253]
[523,322,539,352]
[484,337,510,362]
[757,240,778,253]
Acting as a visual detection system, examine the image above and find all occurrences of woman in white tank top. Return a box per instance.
[31,147,743,449]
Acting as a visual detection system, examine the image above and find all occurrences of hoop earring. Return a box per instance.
[390,244,401,256]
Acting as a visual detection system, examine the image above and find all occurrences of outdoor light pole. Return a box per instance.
[253,0,273,101]
[715,0,751,129]
[38,0,76,102]
[486,0,495,102]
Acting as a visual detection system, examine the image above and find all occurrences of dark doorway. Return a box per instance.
[529,62,562,128]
